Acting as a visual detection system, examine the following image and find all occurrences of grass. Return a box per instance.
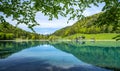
[64,33,120,40]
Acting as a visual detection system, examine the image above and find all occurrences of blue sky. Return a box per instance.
[3,3,105,35]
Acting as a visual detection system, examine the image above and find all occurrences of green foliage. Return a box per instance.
[0,0,119,30]
[0,23,47,40]
[95,4,120,30]
[53,12,120,37]
[0,33,14,40]
[0,0,39,30]
[64,33,119,40]
[48,35,61,41]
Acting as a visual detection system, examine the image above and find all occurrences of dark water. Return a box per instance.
[0,41,120,71]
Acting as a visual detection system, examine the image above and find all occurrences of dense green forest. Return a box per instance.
[0,22,48,40]
[53,12,120,37]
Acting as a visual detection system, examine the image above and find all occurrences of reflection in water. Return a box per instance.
[0,41,117,71]
[0,41,49,59]
[52,41,120,71]
[76,41,86,44]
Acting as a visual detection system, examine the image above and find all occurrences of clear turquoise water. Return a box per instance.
[0,41,119,71]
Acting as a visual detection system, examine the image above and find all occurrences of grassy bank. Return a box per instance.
[64,33,120,40]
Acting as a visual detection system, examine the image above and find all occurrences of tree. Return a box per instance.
[94,1,120,29]
[0,0,120,31]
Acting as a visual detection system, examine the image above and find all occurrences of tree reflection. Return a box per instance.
[0,41,49,59]
[51,41,120,70]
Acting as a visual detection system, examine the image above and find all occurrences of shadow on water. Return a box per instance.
[0,41,119,71]
[51,41,120,71]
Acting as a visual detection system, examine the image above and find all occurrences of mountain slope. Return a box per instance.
[53,12,120,37]
[0,22,46,40]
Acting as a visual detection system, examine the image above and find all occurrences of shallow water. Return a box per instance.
[0,41,119,71]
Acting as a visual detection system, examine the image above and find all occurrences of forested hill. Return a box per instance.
[0,23,47,40]
[53,12,120,37]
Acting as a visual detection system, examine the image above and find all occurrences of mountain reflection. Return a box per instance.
[0,41,49,59]
[0,41,119,71]
[51,41,120,71]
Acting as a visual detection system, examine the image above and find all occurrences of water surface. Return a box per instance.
[0,41,119,71]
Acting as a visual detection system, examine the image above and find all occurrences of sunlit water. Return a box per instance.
[0,41,120,71]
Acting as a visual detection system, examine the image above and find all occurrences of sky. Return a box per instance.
[3,3,105,35]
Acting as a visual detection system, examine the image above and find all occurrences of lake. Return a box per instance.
[0,41,120,71]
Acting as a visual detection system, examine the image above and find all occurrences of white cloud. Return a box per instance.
[35,18,75,28]
[35,12,76,28]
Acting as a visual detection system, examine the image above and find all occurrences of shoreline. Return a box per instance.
[0,40,49,42]
[0,39,118,42]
